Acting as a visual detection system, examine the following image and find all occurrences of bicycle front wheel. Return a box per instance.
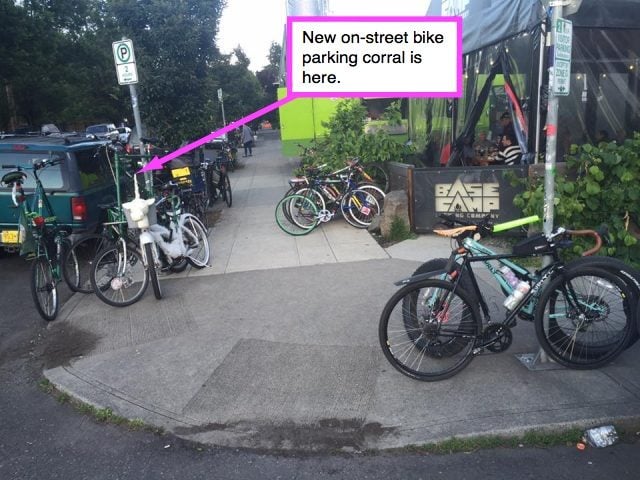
[379,279,481,381]
[534,267,633,369]
[342,189,380,228]
[182,214,210,268]
[221,173,232,207]
[144,243,163,300]
[91,244,148,307]
[275,194,319,236]
[31,256,59,321]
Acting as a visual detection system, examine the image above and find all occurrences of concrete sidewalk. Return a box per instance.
[44,132,640,451]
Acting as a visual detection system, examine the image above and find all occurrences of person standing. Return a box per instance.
[241,124,253,157]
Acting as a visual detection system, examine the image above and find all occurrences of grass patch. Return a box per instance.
[38,377,163,434]
[408,423,640,454]
[412,427,584,454]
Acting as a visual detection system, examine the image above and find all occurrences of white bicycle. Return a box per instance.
[90,175,210,307]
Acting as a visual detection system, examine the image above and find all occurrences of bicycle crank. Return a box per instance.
[481,324,513,353]
[317,209,333,223]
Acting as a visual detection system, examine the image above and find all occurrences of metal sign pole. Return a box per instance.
[516,2,570,371]
[218,88,227,127]
[129,83,144,145]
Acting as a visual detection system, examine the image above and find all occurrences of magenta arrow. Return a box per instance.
[138,96,295,173]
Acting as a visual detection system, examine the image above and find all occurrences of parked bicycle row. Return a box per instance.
[275,158,388,235]
[378,214,640,381]
[0,136,240,321]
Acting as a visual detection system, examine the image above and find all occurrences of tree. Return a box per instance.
[109,0,226,146]
[255,42,282,128]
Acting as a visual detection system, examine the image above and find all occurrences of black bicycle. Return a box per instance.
[379,215,636,381]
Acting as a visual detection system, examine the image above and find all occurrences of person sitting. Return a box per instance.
[491,133,521,166]
[472,130,494,155]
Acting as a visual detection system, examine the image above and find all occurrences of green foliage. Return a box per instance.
[512,135,640,267]
[299,99,414,171]
[385,216,415,243]
[1,0,273,149]
[382,100,403,126]
[255,42,282,128]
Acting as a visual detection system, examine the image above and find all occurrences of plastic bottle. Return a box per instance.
[499,265,519,288]
[503,280,531,310]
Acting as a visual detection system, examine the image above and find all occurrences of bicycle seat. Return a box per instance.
[433,225,477,237]
[1,170,27,186]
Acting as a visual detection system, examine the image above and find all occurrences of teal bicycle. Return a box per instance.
[379,215,636,381]
[1,157,79,321]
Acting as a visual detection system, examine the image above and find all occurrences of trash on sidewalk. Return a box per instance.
[582,425,619,448]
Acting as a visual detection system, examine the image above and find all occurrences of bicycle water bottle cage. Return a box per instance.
[1,170,27,186]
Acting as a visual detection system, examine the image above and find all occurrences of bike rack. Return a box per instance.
[515,348,564,371]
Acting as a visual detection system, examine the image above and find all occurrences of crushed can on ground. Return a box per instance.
[583,425,619,448]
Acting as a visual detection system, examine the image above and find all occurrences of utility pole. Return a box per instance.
[543,3,563,238]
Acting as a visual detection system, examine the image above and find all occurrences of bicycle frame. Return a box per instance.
[449,240,563,329]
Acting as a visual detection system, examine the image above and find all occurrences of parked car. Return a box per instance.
[86,123,118,141]
[0,135,124,252]
[117,126,132,143]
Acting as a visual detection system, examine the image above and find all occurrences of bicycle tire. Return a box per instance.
[343,189,380,228]
[379,278,481,381]
[144,243,163,300]
[566,255,640,345]
[356,184,386,211]
[91,244,148,307]
[362,163,389,193]
[293,187,326,213]
[63,233,112,294]
[534,267,633,369]
[275,194,319,236]
[31,256,59,321]
[403,259,479,357]
[182,213,210,268]
[191,191,209,229]
[221,173,232,208]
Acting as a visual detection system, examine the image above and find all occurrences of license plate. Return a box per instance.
[1,230,19,244]
[171,166,191,178]
[360,206,371,216]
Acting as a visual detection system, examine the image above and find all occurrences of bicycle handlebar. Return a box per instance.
[565,229,603,256]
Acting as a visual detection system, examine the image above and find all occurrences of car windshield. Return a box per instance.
[87,126,106,133]
[0,152,65,190]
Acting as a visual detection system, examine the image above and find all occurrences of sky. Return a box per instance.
[217,0,432,71]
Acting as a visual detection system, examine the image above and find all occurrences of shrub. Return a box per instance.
[512,134,640,267]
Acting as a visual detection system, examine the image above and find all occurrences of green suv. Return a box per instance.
[0,135,120,252]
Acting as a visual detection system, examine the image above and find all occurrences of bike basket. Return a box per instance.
[512,233,553,256]
[123,203,157,229]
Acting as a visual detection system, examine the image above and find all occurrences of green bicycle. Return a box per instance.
[1,157,79,321]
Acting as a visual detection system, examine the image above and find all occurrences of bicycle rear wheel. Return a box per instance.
[379,279,481,381]
[63,233,112,293]
[182,213,210,268]
[362,162,389,193]
[534,267,633,369]
[31,256,59,321]
[275,194,319,236]
[91,243,148,307]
